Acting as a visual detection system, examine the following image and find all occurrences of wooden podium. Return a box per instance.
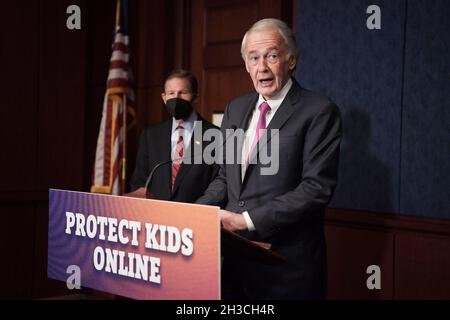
[126,187,286,266]
[134,188,286,265]
[221,228,285,265]
[125,188,286,265]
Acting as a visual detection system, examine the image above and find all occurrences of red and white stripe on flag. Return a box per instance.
[91,33,130,195]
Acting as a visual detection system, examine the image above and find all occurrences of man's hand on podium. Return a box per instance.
[220,210,274,251]
[220,209,247,232]
[123,187,146,198]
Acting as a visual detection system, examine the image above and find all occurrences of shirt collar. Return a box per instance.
[171,111,198,133]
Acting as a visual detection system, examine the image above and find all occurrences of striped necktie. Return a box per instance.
[172,125,184,192]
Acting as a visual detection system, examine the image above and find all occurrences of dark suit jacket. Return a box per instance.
[130,114,219,203]
[197,79,342,299]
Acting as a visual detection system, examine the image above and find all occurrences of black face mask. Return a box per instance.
[166,98,194,120]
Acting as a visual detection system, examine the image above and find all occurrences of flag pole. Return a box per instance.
[91,0,133,195]
[115,0,121,33]
[122,94,127,194]
[117,0,127,195]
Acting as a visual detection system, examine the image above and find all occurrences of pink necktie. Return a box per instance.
[247,101,271,164]
[172,125,184,192]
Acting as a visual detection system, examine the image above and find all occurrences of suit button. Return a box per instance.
[238,201,245,207]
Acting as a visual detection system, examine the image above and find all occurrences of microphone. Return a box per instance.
[143,124,237,199]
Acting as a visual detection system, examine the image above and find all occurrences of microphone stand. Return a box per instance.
[143,159,173,199]
[143,124,237,199]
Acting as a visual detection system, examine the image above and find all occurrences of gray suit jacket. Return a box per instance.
[197,79,342,299]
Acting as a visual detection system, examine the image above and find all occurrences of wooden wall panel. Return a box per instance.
[191,0,207,118]
[204,43,243,69]
[204,68,253,113]
[325,208,450,299]
[0,0,87,299]
[138,87,169,125]
[191,0,290,121]
[86,0,115,87]
[0,2,39,193]
[395,233,450,299]
[258,0,283,18]
[0,205,35,299]
[205,1,258,44]
[326,225,394,299]
[38,0,87,192]
[133,1,168,89]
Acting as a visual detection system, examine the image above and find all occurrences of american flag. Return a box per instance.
[91,2,135,195]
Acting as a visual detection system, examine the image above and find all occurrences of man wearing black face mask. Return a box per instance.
[128,70,219,203]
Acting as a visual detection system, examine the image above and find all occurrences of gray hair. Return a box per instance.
[241,18,299,61]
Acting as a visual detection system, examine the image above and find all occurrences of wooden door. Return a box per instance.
[190,0,292,123]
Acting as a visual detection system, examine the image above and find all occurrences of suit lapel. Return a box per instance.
[171,114,204,197]
[153,120,173,196]
[233,93,259,196]
[266,86,300,132]
[242,80,302,187]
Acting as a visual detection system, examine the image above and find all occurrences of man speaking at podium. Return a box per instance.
[197,19,342,299]
[129,70,219,203]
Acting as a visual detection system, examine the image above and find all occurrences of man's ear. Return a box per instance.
[161,93,167,104]
[245,60,250,73]
[288,56,297,71]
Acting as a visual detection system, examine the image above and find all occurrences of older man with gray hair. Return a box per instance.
[197,18,342,299]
